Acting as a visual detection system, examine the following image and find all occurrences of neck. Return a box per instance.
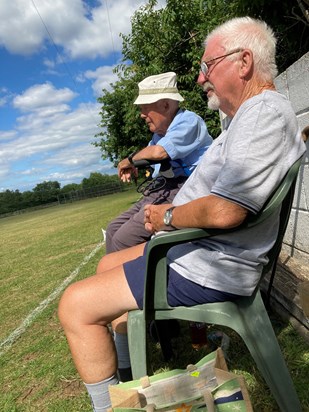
[227,81,276,117]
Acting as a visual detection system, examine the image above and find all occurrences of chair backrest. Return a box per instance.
[254,158,302,278]
[144,157,303,311]
[258,157,302,301]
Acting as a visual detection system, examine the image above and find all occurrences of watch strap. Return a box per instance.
[128,151,138,164]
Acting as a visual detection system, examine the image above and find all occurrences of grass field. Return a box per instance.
[0,190,308,411]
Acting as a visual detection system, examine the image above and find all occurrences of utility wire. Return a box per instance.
[104,0,118,64]
[30,0,99,124]
[30,0,79,92]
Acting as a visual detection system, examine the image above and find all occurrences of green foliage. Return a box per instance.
[61,183,81,193]
[94,0,309,164]
[32,181,61,204]
[81,172,119,188]
[94,0,238,163]
[95,79,151,165]
[0,190,23,215]
[234,0,309,73]
[0,174,120,215]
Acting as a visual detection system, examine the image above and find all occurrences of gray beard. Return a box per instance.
[207,93,220,110]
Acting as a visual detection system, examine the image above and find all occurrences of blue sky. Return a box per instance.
[0,0,165,192]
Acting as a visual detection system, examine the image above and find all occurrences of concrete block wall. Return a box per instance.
[275,52,309,265]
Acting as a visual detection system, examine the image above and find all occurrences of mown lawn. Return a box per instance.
[0,190,308,411]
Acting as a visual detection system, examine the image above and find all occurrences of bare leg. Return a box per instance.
[58,244,145,383]
[96,242,146,274]
[97,244,146,335]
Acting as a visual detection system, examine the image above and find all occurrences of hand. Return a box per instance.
[144,203,173,233]
[118,159,138,182]
[119,167,138,183]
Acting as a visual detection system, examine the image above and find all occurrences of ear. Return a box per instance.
[159,99,170,112]
[164,99,170,109]
[239,49,253,79]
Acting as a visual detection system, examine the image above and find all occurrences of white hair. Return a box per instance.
[205,17,278,82]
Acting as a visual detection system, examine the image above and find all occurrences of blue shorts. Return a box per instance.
[123,244,241,309]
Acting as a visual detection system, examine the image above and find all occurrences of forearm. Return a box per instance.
[118,145,168,175]
[144,195,248,233]
[131,145,168,162]
[171,196,248,229]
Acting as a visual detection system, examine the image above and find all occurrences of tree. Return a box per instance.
[0,190,22,214]
[95,79,150,164]
[21,190,37,209]
[94,0,309,166]
[32,181,61,204]
[61,183,82,194]
[235,0,309,71]
[82,172,119,188]
[94,0,237,165]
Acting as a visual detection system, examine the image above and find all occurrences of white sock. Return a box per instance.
[84,375,118,412]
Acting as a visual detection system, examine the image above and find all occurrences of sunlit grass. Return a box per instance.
[0,189,308,411]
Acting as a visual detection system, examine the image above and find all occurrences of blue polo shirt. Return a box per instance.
[149,109,212,178]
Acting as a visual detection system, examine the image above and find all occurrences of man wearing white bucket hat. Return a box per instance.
[106,71,212,255]
[133,71,185,104]
[105,72,212,382]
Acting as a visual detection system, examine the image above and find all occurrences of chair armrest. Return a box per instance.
[149,227,224,250]
[144,228,226,310]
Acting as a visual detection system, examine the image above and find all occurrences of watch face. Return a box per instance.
[164,209,172,225]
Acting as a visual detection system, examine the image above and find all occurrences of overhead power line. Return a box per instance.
[30,0,78,91]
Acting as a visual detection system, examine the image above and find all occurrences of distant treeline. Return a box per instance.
[0,172,124,216]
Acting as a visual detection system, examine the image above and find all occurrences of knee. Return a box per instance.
[58,282,84,331]
[96,253,117,273]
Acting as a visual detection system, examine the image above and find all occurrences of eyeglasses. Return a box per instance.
[200,48,243,76]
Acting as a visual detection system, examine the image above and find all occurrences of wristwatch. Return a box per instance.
[163,206,176,227]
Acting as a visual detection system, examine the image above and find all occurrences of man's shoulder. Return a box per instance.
[175,108,203,122]
[241,90,289,112]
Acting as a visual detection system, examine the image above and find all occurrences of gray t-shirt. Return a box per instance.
[166,91,306,296]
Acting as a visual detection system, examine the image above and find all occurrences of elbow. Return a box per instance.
[213,209,248,229]
[155,145,169,160]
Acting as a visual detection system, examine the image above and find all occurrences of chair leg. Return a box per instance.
[236,292,301,412]
[128,310,148,379]
[265,256,280,309]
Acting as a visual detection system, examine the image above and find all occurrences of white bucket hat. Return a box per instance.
[133,72,184,105]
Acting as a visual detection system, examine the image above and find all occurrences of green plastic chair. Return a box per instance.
[127,158,303,412]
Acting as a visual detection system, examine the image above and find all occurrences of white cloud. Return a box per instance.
[0,97,7,107]
[20,167,43,176]
[0,131,17,141]
[0,0,45,55]
[0,0,167,191]
[0,0,157,59]
[0,81,108,190]
[13,83,77,112]
[84,65,118,96]
[6,109,100,162]
[0,88,14,107]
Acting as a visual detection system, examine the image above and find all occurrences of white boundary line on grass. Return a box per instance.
[0,233,106,357]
